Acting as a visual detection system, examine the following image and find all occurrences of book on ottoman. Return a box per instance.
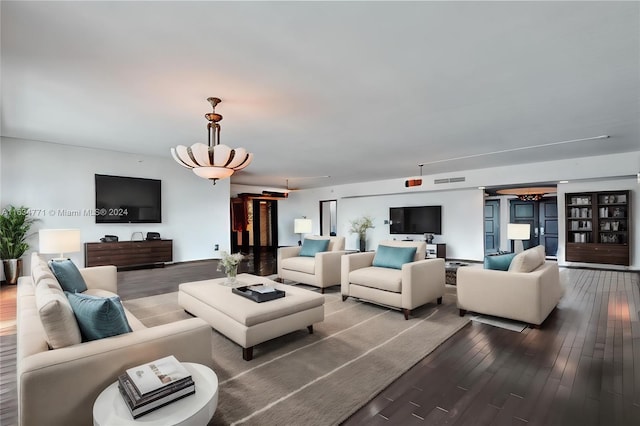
[118,355,195,418]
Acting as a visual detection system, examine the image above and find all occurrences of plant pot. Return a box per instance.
[359,237,366,252]
[2,258,22,285]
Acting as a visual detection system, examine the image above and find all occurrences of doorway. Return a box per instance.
[252,199,278,254]
[484,200,500,254]
[230,197,279,257]
[509,197,558,256]
[320,200,337,236]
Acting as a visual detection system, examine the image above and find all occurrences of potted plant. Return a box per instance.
[349,215,375,252]
[1,206,35,284]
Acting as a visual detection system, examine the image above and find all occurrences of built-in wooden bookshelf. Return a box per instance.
[565,190,630,266]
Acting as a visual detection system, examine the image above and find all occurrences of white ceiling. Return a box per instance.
[2,1,639,189]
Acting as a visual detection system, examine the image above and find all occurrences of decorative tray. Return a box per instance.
[232,285,285,303]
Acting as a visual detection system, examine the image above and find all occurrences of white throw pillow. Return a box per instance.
[508,246,544,273]
[35,277,82,349]
[31,253,56,287]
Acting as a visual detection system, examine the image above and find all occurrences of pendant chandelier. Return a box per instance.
[171,97,253,185]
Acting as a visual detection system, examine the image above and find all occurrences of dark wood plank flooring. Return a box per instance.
[1,255,639,426]
[117,250,275,300]
[343,268,640,425]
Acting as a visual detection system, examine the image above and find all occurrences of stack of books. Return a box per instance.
[117,355,195,418]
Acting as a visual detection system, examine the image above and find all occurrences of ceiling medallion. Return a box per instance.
[171,97,253,185]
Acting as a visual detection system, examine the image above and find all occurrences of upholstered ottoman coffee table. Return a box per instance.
[178,274,324,361]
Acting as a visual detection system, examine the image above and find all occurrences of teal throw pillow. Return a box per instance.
[65,292,132,341]
[372,245,417,270]
[49,259,88,293]
[484,253,517,271]
[299,239,330,257]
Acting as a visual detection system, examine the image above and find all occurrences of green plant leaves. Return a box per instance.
[0,205,36,259]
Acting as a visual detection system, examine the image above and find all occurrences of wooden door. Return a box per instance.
[509,200,537,250]
[510,197,558,255]
[539,199,558,256]
[484,200,500,253]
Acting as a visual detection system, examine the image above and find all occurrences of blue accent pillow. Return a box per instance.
[372,245,417,270]
[299,239,330,257]
[49,259,88,293]
[484,253,517,271]
[65,292,132,341]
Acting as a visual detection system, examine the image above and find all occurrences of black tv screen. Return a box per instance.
[95,174,161,223]
[389,206,442,234]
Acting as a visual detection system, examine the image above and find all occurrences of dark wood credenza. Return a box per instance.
[84,240,173,269]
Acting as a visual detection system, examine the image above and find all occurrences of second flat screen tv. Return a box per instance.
[95,174,161,223]
[390,206,442,235]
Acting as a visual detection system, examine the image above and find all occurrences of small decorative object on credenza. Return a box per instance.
[117,355,195,419]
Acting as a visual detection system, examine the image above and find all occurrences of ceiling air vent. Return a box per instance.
[434,177,466,184]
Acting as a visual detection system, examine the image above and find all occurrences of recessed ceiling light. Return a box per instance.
[559,180,569,184]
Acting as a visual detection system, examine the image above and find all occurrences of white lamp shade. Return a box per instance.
[507,223,530,240]
[192,166,234,180]
[294,218,313,234]
[39,229,81,256]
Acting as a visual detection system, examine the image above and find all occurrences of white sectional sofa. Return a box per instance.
[456,245,564,327]
[17,254,213,426]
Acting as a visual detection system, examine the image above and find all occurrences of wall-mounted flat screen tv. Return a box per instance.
[389,206,442,234]
[95,174,161,223]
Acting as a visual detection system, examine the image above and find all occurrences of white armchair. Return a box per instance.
[457,245,563,326]
[341,240,445,319]
[278,236,346,293]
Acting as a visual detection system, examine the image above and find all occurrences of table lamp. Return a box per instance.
[294,218,312,246]
[39,229,81,260]
[507,223,530,254]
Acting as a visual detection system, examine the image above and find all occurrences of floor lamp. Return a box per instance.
[507,223,530,254]
[39,229,81,260]
[294,218,312,246]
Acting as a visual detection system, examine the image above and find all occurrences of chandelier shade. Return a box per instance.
[171,97,253,185]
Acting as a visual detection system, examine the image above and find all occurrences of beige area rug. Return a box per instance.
[124,285,469,426]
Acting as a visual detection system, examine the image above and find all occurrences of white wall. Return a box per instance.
[277,151,640,269]
[1,137,231,272]
[277,184,485,261]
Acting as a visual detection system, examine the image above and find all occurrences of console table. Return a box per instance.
[85,240,173,269]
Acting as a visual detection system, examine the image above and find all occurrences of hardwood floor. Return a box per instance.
[343,268,640,425]
[1,256,638,426]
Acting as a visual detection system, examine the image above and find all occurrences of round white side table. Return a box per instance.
[93,362,218,426]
